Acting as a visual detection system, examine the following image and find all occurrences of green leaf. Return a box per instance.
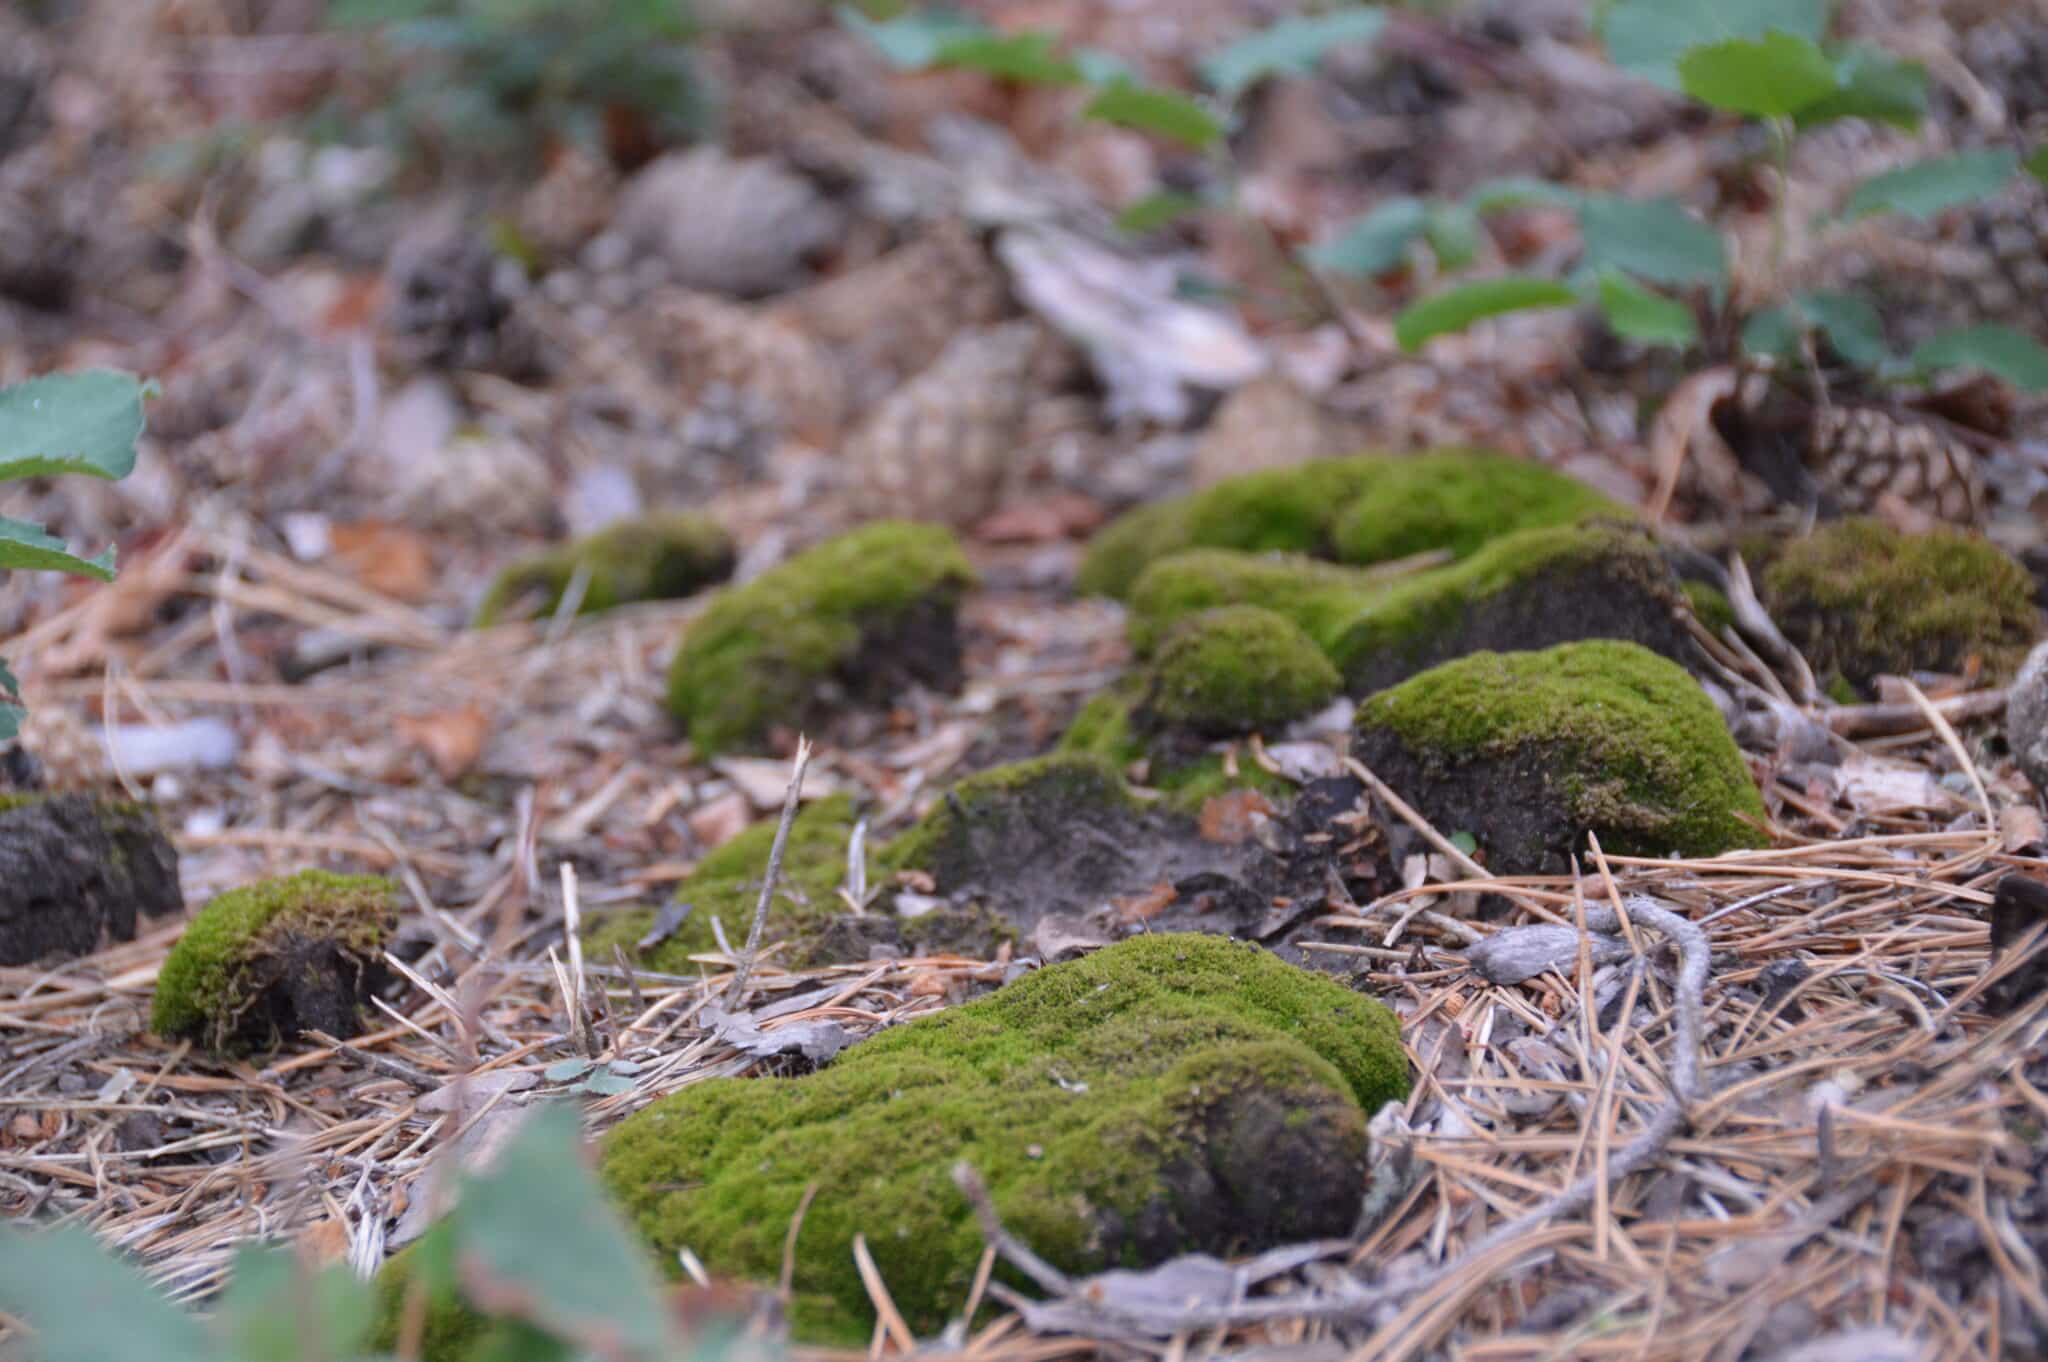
[448,1104,671,1352]
[1596,271,1698,347]
[1465,177,1583,214]
[1082,81,1222,148]
[932,31,1082,85]
[576,1071,638,1096]
[215,1244,376,1362]
[0,515,116,581]
[0,658,18,742]
[1116,190,1203,234]
[1578,194,1728,289]
[0,370,149,484]
[1678,32,1839,117]
[1597,0,1828,88]
[1393,276,1578,352]
[1843,148,2020,219]
[0,1225,218,1362]
[1200,8,1388,99]
[2026,144,2048,184]
[543,1057,595,1082]
[1796,46,1927,128]
[1423,202,1484,271]
[1307,197,1428,276]
[1912,324,2048,392]
[833,5,986,68]
[1742,291,1891,368]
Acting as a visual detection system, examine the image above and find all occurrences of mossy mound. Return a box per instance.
[1059,684,1295,811]
[665,522,976,756]
[152,870,399,1053]
[1758,519,2040,696]
[1144,606,1340,736]
[1354,640,1765,873]
[473,513,736,626]
[584,795,865,973]
[0,793,182,965]
[1327,447,1627,566]
[882,753,1141,902]
[1126,550,1381,657]
[599,933,1411,1344]
[1078,448,1624,599]
[1330,523,1695,693]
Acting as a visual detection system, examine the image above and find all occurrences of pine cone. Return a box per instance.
[843,322,1044,527]
[514,147,621,264]
[1958,15,2048,126]
[385,233,545,378]
[634,289,848,448]
[769,221,1010,412]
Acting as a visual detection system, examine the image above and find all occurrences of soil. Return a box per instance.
[0,795,182,964]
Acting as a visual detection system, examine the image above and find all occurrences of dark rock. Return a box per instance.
[0,794,182,965]
[1988,872,2048,1013]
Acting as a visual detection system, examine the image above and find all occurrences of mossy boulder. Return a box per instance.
[1329,523,1696,693]
[0,793,182,965]
[1078,448,1625,599]
[585,794,865,973]
[1758,519,2040,696]
[1354,640,1765,873]
[1126,550,1381,657]
[665,522,976,756]
[599,933,1411,1344]
[152,870,399,1053]
[1143,606,1340,737]
[473,513,735,626]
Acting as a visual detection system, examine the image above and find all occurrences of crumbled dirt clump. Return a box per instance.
[0,794,182,965]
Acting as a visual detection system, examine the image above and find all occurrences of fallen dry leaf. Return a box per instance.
[329,521,437,603]
[974,493,1107,544]
[1199,789,1277,845]
[1112,881,1178,924]
[396,705,491,782]
[688,790,755,849]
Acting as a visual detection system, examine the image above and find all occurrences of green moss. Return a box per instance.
[1144,606,1339,737]
[1057,685,1292,812]
[881,753,1138,882]
[151,871,398,1051]
[1075,499,1194,600]
[599,933,1410,1344]
[1327,523,1684,688]
[665,522,976,755]
[1759,518,2040,695]
[585,794,864,973]
[1682,579,1737,635]
[473,513,735,626]
[1126,550,1383,656]
[1327,448,1627,566]
[1355,640,1765,860]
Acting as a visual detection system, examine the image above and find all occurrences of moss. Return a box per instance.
[1355,640,1765,865]
[584,794,865,972]
[1682,579,1737,635]
[1758,518,2040,696]
[1058,685,1292,812]
[1327,448,1627,566]
[473,513,736,626]
[881,753,1139,882]
[598,934,1410,1345]
[151,871,398,1052]
[1126,550,1384,656]
[1075,499,1194,599]
[1328,523,1690,692]
[665,522,976,755]
[1143,606,1339,736]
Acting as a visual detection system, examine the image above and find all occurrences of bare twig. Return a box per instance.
[725,737,813,1007]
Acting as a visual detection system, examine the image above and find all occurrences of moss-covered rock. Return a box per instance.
[1328,447,1627,566]
[1058,684,1294,811]
[600,933,1410,1344]
[152,870,399,1053]
[1143,606,1340,737]
[1330,523,1696,693]
[1758,519,2040,696]
[0,793,182,965]
[1354,640,1765,873]
[665,522,976,756]
[1078,448,1626,599]
[473,513,735,626]
[585,795,864,973]
[659,518,970,753]
[1126,550,1382,657]
[882,753,1141,900]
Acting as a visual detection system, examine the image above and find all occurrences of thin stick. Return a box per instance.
[1900,678,1993,827]
[725,737,813,1007]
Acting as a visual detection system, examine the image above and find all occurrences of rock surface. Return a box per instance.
[2007,641,2048,800]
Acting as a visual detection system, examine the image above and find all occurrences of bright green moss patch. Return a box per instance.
[151,870,399,1053]
[1075,498,1194,599]
[1328,448,1627,566]
[599,933,1410,1344]
[1330,523,1691,692]
[585,794,864,973]
[473,513,735,626]
[1355,640,1764,871]
[665,522,976,755]
[1144,606,1339,736]
[1758,518,2040,696]
[1126,549,1383,656]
